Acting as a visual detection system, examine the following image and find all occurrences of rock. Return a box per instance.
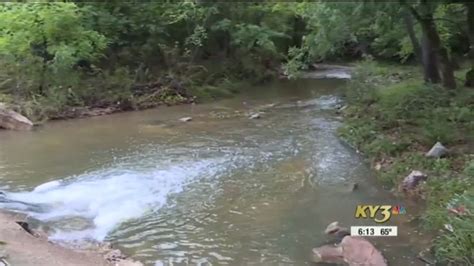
[344,182,358,192]
[426,142,448,158]
[0,105,33,131]
[105,249,126,262]
[417,249,436,265]
[335,105,348,114]
[313,221,387,266]
[179,117,192,122]
[400,170,427,191]
[349,182,358,191]
[374,162,382,171]
[249,113,261,119]
[16,221,37,236]
[312,245,345,264]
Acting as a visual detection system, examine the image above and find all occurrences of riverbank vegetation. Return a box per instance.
[0,1,473,264]
[1,1,473,122]
[338,61,473,264]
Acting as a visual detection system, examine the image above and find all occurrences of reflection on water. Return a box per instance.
[0,79,430,265]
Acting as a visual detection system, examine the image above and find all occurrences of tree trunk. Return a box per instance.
[419,20,441,84]
[465,2,474,87]
[402,10,422,64]
[411,2,456,89]
[438,45,457,89]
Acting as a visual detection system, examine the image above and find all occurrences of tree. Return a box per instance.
[402,0,457,89]
[465,2,474,87]
[402,9,422,64]
[0,3,107,96]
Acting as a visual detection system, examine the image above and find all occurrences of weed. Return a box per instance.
[340,61,474,263]
[431,189,474,265]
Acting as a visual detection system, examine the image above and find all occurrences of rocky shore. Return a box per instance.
[0,211,142,266]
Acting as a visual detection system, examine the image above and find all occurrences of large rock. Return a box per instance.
[0,104,33,131]
[312,222,387,266]
[426,142,448,158]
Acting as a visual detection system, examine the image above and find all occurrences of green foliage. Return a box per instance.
[376,153,452,186]
[231,24,288,53]
[345,64,473,145]
[0,1,472,120]
[464,159,474,178]
[425,184,474,265]
[0,2,107,106]
[364,135,410,158]
[434,4,467,54]
[338,119,376,149]
[0,92,12,103]
[283,47,309,79]
[344,60,381,105]
[433,164,474,252]
[79,67,134,107]
[299,4,347,59]
[341,61,474,263]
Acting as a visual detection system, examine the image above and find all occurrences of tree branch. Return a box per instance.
[408,6,422,22]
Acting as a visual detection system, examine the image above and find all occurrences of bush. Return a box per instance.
[0,3,107,96]
[77,67,134,107]
[344,60,380,105]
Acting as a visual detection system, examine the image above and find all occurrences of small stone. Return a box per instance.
[401,170,428,191]
[105,249,126,262]
[179,117,192,122]
[426,142,448,158]
[375,163,382,171]
[349,182,359,191]
[249,113,261,119]
[417,251,436,265]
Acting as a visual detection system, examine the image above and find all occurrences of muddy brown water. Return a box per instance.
[0,79,431,265]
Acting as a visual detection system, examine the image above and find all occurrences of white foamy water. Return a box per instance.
[3,158,228,241]
[300,69,352,80]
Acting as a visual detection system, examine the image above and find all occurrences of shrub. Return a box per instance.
[343,60,380,105]
[0,3,107,96]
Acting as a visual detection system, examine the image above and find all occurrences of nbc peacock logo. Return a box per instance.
[391,205,406,215]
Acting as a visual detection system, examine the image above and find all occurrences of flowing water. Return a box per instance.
[0,78,431,265]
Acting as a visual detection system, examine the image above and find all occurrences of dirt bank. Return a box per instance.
[0,211,142,266]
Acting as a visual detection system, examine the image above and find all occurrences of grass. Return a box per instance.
[339,60,474,264]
